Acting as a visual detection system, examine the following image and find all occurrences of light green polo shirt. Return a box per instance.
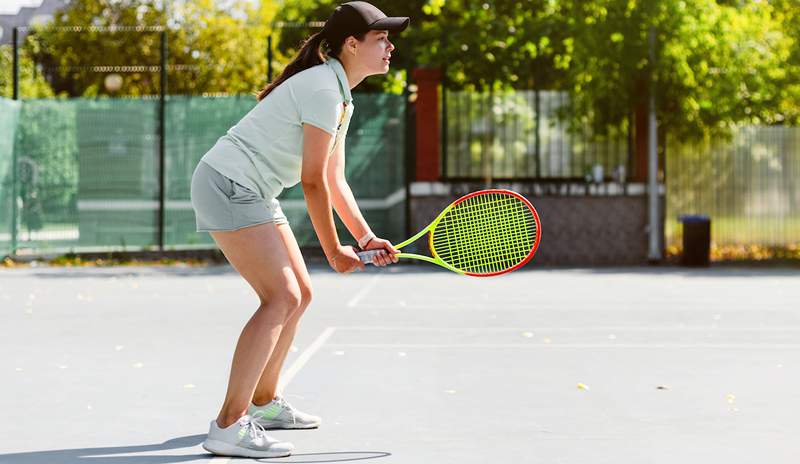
[200,57,354,200]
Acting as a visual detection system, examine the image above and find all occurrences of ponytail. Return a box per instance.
[257,32,327,101]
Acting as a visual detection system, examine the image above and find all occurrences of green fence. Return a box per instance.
[0,99,21,258]
[666,126,800,249]
[0,94,406,257]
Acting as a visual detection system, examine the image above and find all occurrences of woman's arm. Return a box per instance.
[327,140,399,266]
[326,140,372,245]
[301,124,363,272]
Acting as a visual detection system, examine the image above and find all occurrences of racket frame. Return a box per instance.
[359,189,541,276]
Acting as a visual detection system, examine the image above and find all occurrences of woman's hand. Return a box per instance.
[329,245,365,273]
[362,237,400,267]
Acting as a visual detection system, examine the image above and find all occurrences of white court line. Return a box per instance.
[278,327,337,391]
[209,327,336,464]
[346,275,380,308]
[325,343,800,349]
[336,326,800,332]
[350,303,800,310]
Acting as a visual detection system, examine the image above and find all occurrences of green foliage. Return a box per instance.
[564,0,799,141]
[11,0,800,142]
[26,0,279,97]
[278,0,799,141]
[0,45,55,98]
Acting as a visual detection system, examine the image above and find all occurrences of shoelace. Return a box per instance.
[274,396,298,425]
[239,415,270,442]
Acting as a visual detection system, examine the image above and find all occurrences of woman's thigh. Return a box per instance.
[210,222,301,307]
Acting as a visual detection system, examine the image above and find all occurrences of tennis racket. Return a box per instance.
[357,189,541,276]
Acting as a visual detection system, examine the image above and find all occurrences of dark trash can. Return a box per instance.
[679,215,711,267]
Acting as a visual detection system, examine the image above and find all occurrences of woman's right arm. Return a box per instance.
[301,124,363,273]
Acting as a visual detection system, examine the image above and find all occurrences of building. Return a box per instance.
[0,0,68,45]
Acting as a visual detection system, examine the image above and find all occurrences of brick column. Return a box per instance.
[413,68,442,181]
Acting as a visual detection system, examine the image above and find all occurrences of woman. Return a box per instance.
[190,2,409,459]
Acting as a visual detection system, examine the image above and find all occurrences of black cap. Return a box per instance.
[322,1,409,42]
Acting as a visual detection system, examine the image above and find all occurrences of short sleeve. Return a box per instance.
[299,89,342,136]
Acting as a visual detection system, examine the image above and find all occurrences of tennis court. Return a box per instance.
[1,262,798,463]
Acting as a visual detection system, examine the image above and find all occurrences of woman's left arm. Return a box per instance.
[327,141,399,266]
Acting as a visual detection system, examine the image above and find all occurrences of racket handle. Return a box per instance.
[357,249,383,264]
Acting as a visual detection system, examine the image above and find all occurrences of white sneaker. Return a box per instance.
[249,395,322,429]
[202,414,294,458]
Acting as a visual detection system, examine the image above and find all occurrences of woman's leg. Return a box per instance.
[209,222,303,428]
[252,222,314,406]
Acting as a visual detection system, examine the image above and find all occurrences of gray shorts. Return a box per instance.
[190,161,288,232]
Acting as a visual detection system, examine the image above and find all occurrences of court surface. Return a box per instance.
[1,263,798,463]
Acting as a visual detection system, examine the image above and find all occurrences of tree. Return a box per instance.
[0,44,55,98]
[277,0,799,142]
[26,0,280,97]
[562,0,799,141]
[16,0,800,141]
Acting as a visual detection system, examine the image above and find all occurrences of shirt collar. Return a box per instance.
[326,57,353,104]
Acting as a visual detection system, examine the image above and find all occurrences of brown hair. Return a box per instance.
[256,30,367,101]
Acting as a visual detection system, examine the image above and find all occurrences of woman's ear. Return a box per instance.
[345,36,358,55]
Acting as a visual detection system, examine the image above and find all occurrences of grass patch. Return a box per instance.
[2,250,225,268]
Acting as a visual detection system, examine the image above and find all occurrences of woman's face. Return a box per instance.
[357,30,395,75]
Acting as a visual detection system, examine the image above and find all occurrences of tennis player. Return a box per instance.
[190,2,407,458]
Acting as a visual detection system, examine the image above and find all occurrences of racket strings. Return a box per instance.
[463,199,534,272]
[431,192,537,274]
[475,201,534,271]
[445,199,533,273]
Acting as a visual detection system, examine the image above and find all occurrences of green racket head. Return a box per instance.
[429,189,541,276]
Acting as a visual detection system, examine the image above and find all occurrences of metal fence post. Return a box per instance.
[404,69,415,240]
[440,68,447,180]
[158,29,167,251]
[534,77,541,178]
[12,28,19,101]
[647,25,662,261]
[10,27,20,256]
[267,34,273,82]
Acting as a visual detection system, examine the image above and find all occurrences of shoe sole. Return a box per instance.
[202,439,292,458]
[254,419,321,430]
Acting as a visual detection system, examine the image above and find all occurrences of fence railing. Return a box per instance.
[441,89,631,181]
[666,126,800,249]
[3,91,798,259]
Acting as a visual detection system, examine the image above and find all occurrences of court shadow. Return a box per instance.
[259,451,391,462]
[0,434,207,464]
[0,435,391,464]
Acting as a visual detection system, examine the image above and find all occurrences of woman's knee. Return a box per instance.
[258,281,303,315]
[299,282,313,311]
[283,284,312,325]
[281,282,312,325]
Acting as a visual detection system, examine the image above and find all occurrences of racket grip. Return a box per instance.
[357,250,383,264]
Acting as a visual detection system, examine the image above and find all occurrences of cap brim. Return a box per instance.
[369,17,410,33]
